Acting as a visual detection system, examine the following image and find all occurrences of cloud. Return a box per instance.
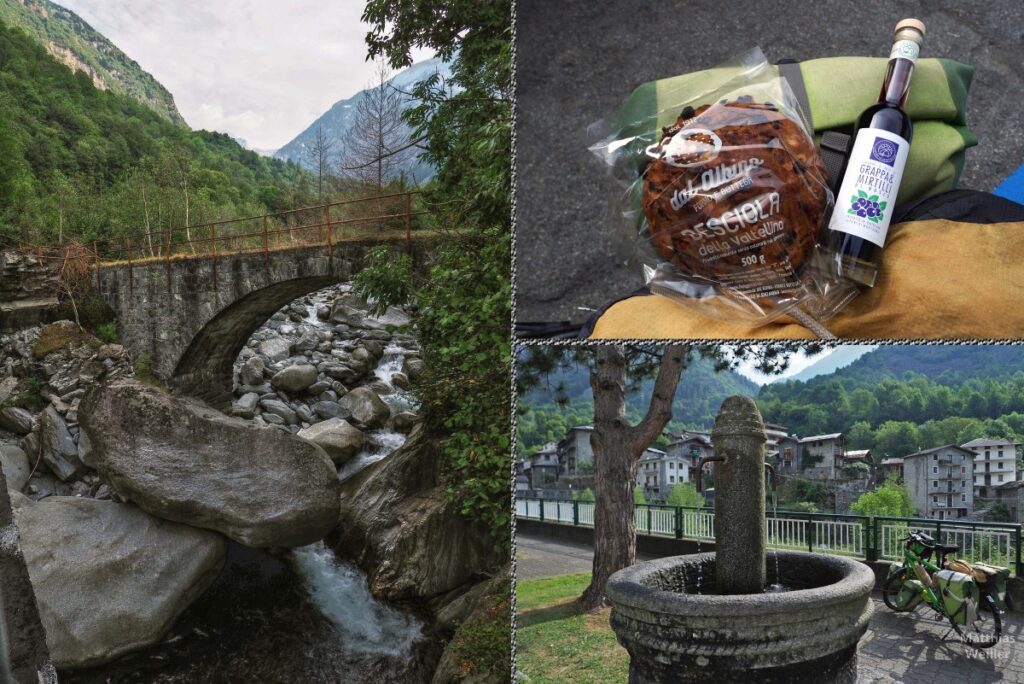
[54,0,434,150]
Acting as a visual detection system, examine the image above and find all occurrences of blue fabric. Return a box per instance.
[994,163,1024,204]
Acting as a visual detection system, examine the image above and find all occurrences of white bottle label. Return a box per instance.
[890,40,919,63]
[827,127,909,248]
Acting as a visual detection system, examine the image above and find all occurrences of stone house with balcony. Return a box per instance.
[798,433,846,479]
[765,423,801,473]
[992,481,1024,523]
[557,425,594,478]
[903,445,976,520]
[635,447,670,495]
[527,442,560,489]
[665,430,712,481]
[961,437,1021,500]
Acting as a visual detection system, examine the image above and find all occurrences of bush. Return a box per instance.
[352,245,415,316]
[666,482,704,508]
[634,486,647,505]
[94,321,118,344]
[851,476,916,517]
[573,488,595,502]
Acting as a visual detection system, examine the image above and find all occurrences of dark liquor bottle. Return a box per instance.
[827,18,925,287]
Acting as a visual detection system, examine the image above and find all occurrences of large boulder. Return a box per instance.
[79,379,340,547]
[271,364,319,394]
[297,418,363,464]
[329,425,493,601]
[12,495,226,669]
[339,387,390,430]
[39,405,87,481]
[0,406,35,435]
[1,444,30,491]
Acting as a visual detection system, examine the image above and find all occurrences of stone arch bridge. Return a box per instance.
[95,238,434,407]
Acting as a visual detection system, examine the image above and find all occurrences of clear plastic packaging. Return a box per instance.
[590,48,858,333]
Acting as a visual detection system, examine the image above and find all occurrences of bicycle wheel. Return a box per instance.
[950,595,1002,649]
[880,573,913,610]
[882,573,915,612]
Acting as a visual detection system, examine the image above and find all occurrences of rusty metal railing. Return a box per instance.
[1,191,427,295]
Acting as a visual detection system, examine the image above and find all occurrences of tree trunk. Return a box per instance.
[581,344,689,610]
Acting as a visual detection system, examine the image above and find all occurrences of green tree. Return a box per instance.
[987,503,1011,522]
[846,420,876,450]
[665,482,704,507]
[850,477,916,517]
[634,485,647,505]
[873,421,921,458]
[354,1,512,560]
[573,488,595,502]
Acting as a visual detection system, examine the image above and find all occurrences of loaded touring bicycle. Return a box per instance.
[882,530,1010,648]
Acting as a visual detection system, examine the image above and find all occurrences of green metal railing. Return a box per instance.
[516,497,1024,575]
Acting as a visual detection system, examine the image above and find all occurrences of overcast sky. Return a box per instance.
[55,0,434,151]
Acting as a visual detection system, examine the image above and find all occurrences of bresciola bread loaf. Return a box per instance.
[641,98,830,299]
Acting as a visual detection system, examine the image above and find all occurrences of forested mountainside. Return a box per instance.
[0,20,312,246]
[758,346,1024,458]
[0,0,183,123]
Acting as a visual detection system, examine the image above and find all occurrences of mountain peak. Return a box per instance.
[274,57,451,182]
[0,0,185,125]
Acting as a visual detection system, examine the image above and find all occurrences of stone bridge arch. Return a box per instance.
[95,239,432,406]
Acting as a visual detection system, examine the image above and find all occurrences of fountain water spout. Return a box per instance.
[710,395,766,595]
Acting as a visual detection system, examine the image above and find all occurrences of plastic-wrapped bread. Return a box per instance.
[642,98,830,300]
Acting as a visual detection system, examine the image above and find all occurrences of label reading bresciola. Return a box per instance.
[828,127,909,247]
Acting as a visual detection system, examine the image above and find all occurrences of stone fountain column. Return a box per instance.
[710,395,766,595]
[606,394,875,683]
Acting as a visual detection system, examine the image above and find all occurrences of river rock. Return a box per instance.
[239,356,265,386]
[231,392,259,419]
[330,300,366,328]
[40,405,86,481]
[339,387,390,429]
[348,346,375,374]
[323,363,362,385]
[271,364,318,393]
[258,337,291,363]
[13,495,226,669]
[402,357,424,380]
[312,400,345,420]
[260,398,297,425]
[79,379,341,547]
[392,411,419,434]
[293,329,319,353]
[307,380,332,395]
[297,418,364,464]
[329,425,492,601]
[391,372,411,390]
[0,406,35,435]
[1,444,30,491]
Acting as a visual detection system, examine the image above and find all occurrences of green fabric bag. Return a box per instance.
[612,56,975,205]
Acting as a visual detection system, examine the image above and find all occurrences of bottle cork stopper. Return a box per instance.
[895,18,926,36]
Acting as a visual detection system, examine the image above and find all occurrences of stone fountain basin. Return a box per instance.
[606,551,875,683]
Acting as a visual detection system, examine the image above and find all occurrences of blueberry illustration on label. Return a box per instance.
[847,189,887,223]
[869,137,898,167]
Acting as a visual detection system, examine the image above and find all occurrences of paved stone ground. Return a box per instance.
[514,0,1024,327]
[516,532,1024,683]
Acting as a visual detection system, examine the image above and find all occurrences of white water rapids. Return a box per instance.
[292,543,424,656]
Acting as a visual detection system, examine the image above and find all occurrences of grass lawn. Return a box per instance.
[516,573,628,683]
